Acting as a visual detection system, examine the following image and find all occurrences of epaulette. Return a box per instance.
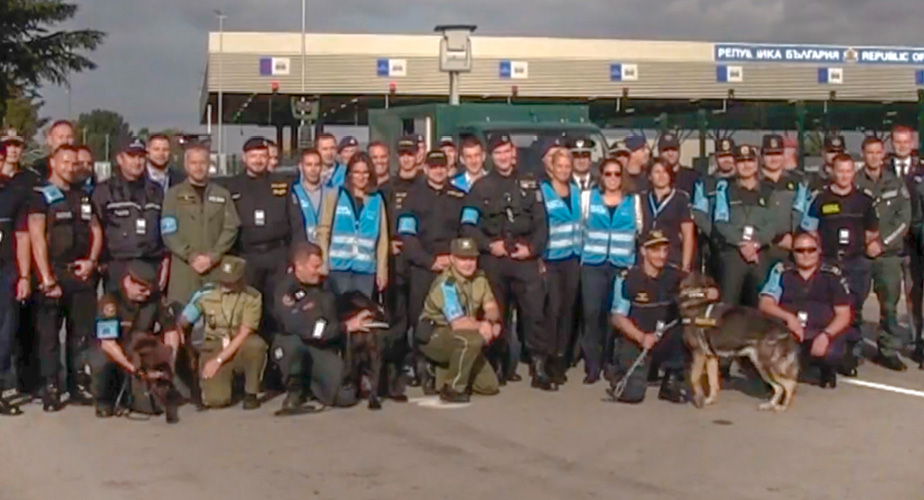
[819,263,843,276]
[519,178,538,190]
[37,184,65,204]
[243,285,261,298]
[447,186,465,198]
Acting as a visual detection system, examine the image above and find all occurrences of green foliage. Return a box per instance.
[2,86,47,145]
[74,109,132,161]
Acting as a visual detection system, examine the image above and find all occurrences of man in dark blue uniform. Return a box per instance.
[759,232,853,388]
[461,133,549,389]
[801,154,882,376]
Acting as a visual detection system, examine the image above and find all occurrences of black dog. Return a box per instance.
[130,334,182,423]
[335,291,394,410]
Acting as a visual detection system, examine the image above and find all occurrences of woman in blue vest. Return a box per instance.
[579,158,642,384]
[317,153,389,297]
[642,158,695,272]
[540,150,584,387]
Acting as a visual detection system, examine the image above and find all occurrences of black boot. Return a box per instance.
[549,356,568,386]
[872,352,907,372]
[819,366,837,389]
[95,400,114,418]
[657,371,684,403]
[912,343,924,368]
[242,393,261,410]
[42,382,63,412]
[439,384,470,404]
[0,388,23,416]
[838,349,859,377]
[530,356,556,391]
[68,375,94,406]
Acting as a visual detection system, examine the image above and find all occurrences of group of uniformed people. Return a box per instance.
[0,118,923,418]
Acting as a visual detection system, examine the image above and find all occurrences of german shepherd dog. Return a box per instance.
[130,334,182,423]
[335,291,392,410]
[678,273,800,411]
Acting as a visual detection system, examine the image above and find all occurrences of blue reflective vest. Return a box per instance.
[329,189,383,274]
[325,163,347,188]
[540,181,582,261]
[581,189,642,267]
[292,182,326,243]
[450,171,484,194]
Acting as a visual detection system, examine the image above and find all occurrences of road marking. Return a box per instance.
[408,396,472,409]
[841,378,924,399]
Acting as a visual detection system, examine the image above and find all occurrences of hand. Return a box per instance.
[738,242,758,263]
[201,358,222,379]
[190,254,212,275]
[164,329,182,349]
[778,233,793,250]
[705,287,720,301]
[391,240,403,256]
[866,240,884,258]
[43,282,62,298]
[785,314,805,341]
[158,264,169,291]
[345,310,373,334]
[435,255,451,270]
[510,243,531,260]
[72,259,95,280]
[478,321,494,342]
[376,275,388,292]
[810,333,831,358]
[640,333,658,350]
[491,322,502,339]
[15,277,30,301]
[489,240,507,257]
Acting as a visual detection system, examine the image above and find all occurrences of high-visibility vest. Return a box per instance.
[581,189,641,268]
[293,182,325,243]
[540,181,583,261]
[329,189,383,274]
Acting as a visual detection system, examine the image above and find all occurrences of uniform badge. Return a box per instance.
[135,219,147,235]
[635,292,650,303]
[274,347,284,360]
[282,294,295,307]
[294,289,307,301]
[821,203,841,215]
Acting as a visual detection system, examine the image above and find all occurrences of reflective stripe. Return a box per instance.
[610,232,635,242]
[581,189,638,268]
[541,181,582,261]
[329,189,382,274]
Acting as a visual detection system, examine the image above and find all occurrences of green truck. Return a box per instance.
[369,103,608,176]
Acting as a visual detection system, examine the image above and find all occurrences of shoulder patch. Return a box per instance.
[38,184,65,204]
[160,216,178,235]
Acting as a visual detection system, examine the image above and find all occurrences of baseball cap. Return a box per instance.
[338,136,359,152]
[126,261,157,288]
[642,230,670,248]
[625,136,648,152]
[715,138,735,157]
[425,150,448,167]
[762,134,784,155]
[439,136,456,148]
[487,133,512,152]
[539,137,563,158]
[243,136,269,152]
[657,133,680,151]
[450,238,479,258]
[397,135,417,154]
[123,138,146,156]
[214,256,247,284]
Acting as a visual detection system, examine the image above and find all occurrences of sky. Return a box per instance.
[39,0,924,145]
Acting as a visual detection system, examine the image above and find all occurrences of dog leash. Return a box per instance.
[606,318,679,402]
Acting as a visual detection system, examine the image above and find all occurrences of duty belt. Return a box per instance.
[243,239,286,253]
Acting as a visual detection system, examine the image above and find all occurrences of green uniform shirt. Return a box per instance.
[421,268,495,327]
[856,169,910,254]
[762,170,806,242]
[712,180,777,248]
[182,285,262,341]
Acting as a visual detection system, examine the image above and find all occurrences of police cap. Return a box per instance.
[568,137,595,154]
[487,133,512,152]
[439,136,456,148]
[715,138,735,157]
[642,230,670,248]
[824,134,846,152]
[0,129,24,145]
[338,136,359,152]
[215,256,247,284]
[762,134,784,155]
[123,137,146,156]
[735,144,758,161]
[450,238,479,258]
[126,261,157,288]
[625,135,648,152]
[425,150,448,167]
[397,135,417,154]
[243,136,270,152]
[657,133,680,151]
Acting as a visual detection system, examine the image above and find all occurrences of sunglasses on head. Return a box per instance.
[793,247,818,254]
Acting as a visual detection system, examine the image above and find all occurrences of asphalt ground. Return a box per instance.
[1,296,923,500]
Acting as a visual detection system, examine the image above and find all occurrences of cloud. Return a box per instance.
[39,0,924,135]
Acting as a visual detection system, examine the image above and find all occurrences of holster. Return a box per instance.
[415,318,437,344]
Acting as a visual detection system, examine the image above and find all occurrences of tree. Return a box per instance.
[2,86,47,145]
[75,109,132,161]
[0,1,104,118]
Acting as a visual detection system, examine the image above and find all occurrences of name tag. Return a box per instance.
[135,219,146,235]
[742,225,755,242]
[838,228,850,245]
[821,203,841,215]
[54,211,73,221]
[254,210,266,226]
[80,204,92,220]
[797,311,808,328]
[312,319,327,339]
[208,195,226,204]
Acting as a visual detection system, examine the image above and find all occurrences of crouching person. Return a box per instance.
[759,232,852,388]
[89,261,182,422]
[272,242,374,413]
[416,238,502,403]
[177,256,267,410]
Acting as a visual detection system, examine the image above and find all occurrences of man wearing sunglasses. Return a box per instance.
[800,154,882,377]
[759,232,853,388]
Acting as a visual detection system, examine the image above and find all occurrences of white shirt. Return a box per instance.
[894,157,912,177]
[572,173,593,220]
[147,164,169,190]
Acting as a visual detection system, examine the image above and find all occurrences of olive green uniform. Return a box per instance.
[857,169,911,357]
[418,268,499,395]
[762,170,808,263]
[161,181,241,304]
[181,284,267,407]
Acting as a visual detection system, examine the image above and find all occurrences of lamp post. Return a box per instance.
[435,25,476,106]
[215,10,227,167]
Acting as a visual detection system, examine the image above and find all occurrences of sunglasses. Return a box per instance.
[603,171,622,177]
[793,247,818,254]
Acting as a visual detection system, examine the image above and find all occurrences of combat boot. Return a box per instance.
[530,355,556,391]
[68,374,94,406]
[657,371,684,403]
[41,381,63,412]
[439,385,470,404]
[94,400,114,418]
[418,358,437,396]
[548,355,568,386]
[872,352,907,372]
[837,350,859,377]
[0,387,23,416]
[242,393,261,410]
[819,366,837,389]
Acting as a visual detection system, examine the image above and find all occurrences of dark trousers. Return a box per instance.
[328,271,375,298]
[580,263,620,376]
[801,328,848,367]
[544,258,580,357]
[907,248,924,346]
[481,256,544,375]
[614,326,684,403]
[718,249,772,307]
[408,266,438,333]
[837,256,872,344]
[35,268,96,385]
[0,263,18,390]
[242,246,288,338]
[385,254,410,350]
[272,334,356,407]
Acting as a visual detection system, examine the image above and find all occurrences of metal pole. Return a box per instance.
[796,101,806,172]
[299,0,306,147]
[918,91,924,153]
[104,134,110,162]
[216,11,226,163]
[449,72,460,106]
[697,108,707,175]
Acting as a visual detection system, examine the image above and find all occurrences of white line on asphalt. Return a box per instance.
[408,396,472,409]
[841,378,924,399]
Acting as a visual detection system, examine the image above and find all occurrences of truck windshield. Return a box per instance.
[503,130,607,176]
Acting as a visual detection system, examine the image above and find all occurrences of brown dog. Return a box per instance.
[678,273,799,412]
